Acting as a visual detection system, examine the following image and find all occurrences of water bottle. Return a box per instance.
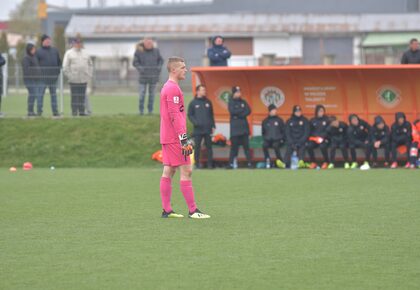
[233,157,238,169]
[291,151,298,170]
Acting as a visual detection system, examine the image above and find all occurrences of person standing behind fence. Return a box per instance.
[207,36,231,67]
[132,38,163,115]
[401,38,420,64]
[63,38,93,117]
[36,34,61,117]
[188,84,216,169]
[0,53,5,117]
[22,43,41,117]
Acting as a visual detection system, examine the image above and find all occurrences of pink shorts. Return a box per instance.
[162,143,191,167]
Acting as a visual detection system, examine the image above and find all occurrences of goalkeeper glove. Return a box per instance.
[179,133,194,157]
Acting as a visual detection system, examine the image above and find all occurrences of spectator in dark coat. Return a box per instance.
[36,34,61,116]
[261,104,285,168]
[188,84,216,169]
[401,38,420,64]
[228,86,252,168]
[132,38,163,115]
[0,53,5,116]
[22,43,42,116]
[207,36,231,67]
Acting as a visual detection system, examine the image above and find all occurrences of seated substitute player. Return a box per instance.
[409,119,420,169]
[261,104,286,169]
[228,86,252,169]
[187,84,216,169]
[367,116,390,168]
[390,112,412,168]
[326,116,349,169]
[284,105,309,169]
[347,114,371,169]
[307,105,330,169]
[159,57,210,219]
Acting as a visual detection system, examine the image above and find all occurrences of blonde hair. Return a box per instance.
[167,56,185,72]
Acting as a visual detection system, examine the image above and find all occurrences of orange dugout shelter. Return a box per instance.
[191,65,420,137]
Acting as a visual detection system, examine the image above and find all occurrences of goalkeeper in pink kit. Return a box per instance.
[159,57,210,219]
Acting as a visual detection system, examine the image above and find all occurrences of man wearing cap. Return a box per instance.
[285,105,310,168]
[261,104,286,168]
[207,36,231,67]
[36,34,61,117]
[228,86,252,168]
[63,38,93,116]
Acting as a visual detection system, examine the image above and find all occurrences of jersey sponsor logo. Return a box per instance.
[195,105,200,108]
[205,103,210,108]
[339,128,343,132]
[323,121,327,126]
[260,86,285,108]
[376,86,402,108]
[274,122,279,126]
[173,96,180,104]
[299,121,303,126]
[180,105,184,112]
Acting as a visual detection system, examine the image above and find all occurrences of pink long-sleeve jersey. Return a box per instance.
[160,80,187,144]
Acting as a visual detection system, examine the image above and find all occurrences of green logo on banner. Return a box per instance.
[219,91,231,104]
[377,86,401,108]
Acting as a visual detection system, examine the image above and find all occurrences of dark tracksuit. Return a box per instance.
[369,116,390,163]
[22,45,42,115]
[187,96,216,167]
[228,97,252,165]
[347,114,371,162]
[261,115,285,161]
[327,121,349,163]
[207,36,231,67]
[285,115,310,167]
[401,49,420,64]
[390,112,412,162]
[307,105,330,163]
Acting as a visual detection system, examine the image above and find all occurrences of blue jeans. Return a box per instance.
[26,81,41,114]
[139,82,157,114]
[39,79,59,115]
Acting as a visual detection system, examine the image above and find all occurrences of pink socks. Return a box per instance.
[180,180,197,213]
[160,177,173,212]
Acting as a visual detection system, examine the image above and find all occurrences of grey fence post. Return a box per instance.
[1,53,7,97]
[59,69,64,114]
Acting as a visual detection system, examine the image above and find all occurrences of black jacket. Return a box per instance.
[309,105,329,138]
[369,116,390,145]
[35,45,61,81]
[391,112,412,143]
[347,114,370,146]
[262,115,285,142]
[228,97,251,137]
[188,97,216,135]
[132,47,163,84]
[22,54,41,86]
[327,121,348,144]
[207,36,231,67]
[0,53,5,96]
[285,115,310,145]
[401,49,420,64]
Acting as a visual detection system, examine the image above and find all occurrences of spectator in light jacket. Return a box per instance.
[63,38,93,116]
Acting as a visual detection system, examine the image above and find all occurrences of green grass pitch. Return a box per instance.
[1,168,419,289]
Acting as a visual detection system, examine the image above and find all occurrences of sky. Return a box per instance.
[0,0,209,21]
